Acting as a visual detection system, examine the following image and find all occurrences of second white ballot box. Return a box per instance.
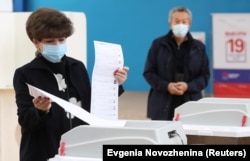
[174,97,250,144]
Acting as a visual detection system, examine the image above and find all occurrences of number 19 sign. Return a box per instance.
[213,13,250,69]
[225,31,247,63]
[212,14,250,98]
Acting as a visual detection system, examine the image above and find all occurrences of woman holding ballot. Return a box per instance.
[13,7,129,161]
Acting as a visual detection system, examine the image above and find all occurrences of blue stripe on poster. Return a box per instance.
[214,69,250,83]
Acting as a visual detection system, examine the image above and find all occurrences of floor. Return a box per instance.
[118,91,149,120]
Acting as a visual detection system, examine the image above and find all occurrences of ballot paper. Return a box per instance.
[27,83,126,127]
[90,41,124,120]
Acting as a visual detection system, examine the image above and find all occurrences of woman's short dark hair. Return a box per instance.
[26,7,74,42]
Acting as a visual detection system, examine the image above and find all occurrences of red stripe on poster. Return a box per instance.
[214,83,250,98]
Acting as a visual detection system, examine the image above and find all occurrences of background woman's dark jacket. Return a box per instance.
[143,31,210,120]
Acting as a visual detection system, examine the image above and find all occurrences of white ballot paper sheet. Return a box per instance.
[27,84,125,127]
[90,41,124,120]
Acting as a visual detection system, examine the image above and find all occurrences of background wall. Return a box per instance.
[22,0,250,94]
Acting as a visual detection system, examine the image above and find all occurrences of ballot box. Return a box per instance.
[174,98,250,144]
[49,120,187,160]
[184,124,250,144]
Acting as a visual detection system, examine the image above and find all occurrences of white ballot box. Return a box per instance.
[174,97,250,144]
[49,120,187,160]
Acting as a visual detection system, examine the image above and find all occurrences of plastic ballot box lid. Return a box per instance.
[57,120,187,158]
[173,98,250,143]
[174,100,250,127]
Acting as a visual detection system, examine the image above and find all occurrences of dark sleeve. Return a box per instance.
[118,85,124,96]
[13,68,50,132]
[143,38,170,92]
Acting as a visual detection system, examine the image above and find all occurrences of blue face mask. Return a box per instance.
[41,43,67,63]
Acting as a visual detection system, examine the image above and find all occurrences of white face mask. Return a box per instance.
[172,24,189,38]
